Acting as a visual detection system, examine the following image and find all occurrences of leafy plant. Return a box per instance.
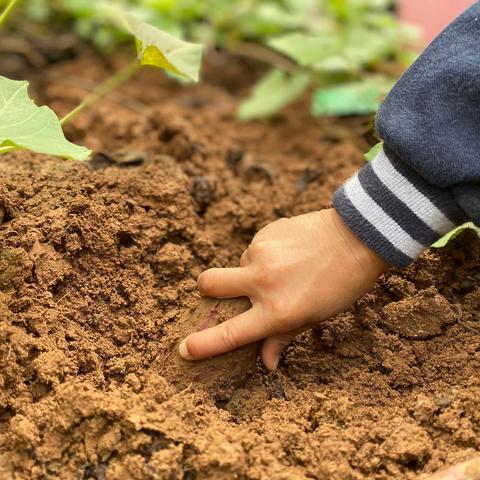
[248,1,416,120]
[312,79,393,116]
[18,0,417,120]
[238,70,310,121]
[0,2,203,160]
[126,13,203,82]
[60,13,203,125]
[0,76,91,160]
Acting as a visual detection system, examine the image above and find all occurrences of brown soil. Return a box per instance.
[0,54,479,480]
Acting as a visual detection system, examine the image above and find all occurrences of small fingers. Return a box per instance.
[198,267,251,298]
[179,306,269,360]
[261,328,305,371]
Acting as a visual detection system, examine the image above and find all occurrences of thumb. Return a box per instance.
[261,332,298,371]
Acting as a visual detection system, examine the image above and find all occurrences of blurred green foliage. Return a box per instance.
[13,0,418,119]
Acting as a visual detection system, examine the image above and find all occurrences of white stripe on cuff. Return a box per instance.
[371,150,455,235]
[344,174,425,259]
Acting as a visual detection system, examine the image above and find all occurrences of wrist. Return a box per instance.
[328,208,390,278]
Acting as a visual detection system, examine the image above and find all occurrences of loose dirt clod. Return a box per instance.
[161,296,258,392]
[381,288,459,338]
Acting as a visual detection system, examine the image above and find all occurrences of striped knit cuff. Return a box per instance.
[333,148,467,268]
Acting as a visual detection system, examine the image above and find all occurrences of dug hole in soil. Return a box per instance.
[0,54,479,480]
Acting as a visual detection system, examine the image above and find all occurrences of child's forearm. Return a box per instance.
[334,2,480,268]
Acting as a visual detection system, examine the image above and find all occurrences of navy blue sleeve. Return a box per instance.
[377,1,480,224]
[334,3,479,268]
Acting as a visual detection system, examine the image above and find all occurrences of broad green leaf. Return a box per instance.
[125,13,203,82]
[327,0,348,20]
[270,29,395,73]
[237,70,310,121]
[365,141,383,161]
[343,29,390,67]
[432,223,480,248]
[312,55,351,73]
[250,4,306,31]
[0,76,91,161]
[269,33,339,67]
[312,82,385,117]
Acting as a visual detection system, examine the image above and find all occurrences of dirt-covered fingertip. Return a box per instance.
[197,270,212,294]
[265,355,280,371]
[261,346,280,371]
[179,339,194,361]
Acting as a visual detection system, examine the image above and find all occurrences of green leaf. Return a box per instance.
[343,29,390,67]
[269,33,339,66]
[364,141,383,161]
[0,76,91,161]
[312,82,385,117]
[432,223,480,248]
[237,69,310,121]
[327,0,348,20]
[125,13,203,82]
[312,55,351,73]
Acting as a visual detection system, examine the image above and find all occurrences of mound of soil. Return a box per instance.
[0,55,479,479]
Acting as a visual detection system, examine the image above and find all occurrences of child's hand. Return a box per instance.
[179,209,389,370]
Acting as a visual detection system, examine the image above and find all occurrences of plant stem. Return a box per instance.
[0,145,17,154]
[60,60,141,126]
[0,0,20,28]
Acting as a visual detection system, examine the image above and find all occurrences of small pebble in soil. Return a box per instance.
[381,288,458,339]
[297,168,324,192]
[434,395,452,409]
[82,463,107,480]
[191,175,217,208]
[242,160,276,185]
[265,371,285,400]
[159,124,181,142]
[459,269,480,290]
[182,94,208,109]
[88,151,146,170]
[226,145,244,173]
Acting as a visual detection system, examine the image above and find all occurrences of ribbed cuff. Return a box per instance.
[333,148,467,268]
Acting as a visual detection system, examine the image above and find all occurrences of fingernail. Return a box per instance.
[179,340,193,361]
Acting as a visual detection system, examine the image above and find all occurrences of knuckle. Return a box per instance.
[268,256,288,274]
[252,257,287,287]
[253,265,273,287]
[267,299,293,323]
[247,241,268,259]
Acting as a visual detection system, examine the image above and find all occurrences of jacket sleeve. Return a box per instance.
[333,2,480,268]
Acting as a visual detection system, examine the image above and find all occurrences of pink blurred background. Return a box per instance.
[399,0,477,44]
